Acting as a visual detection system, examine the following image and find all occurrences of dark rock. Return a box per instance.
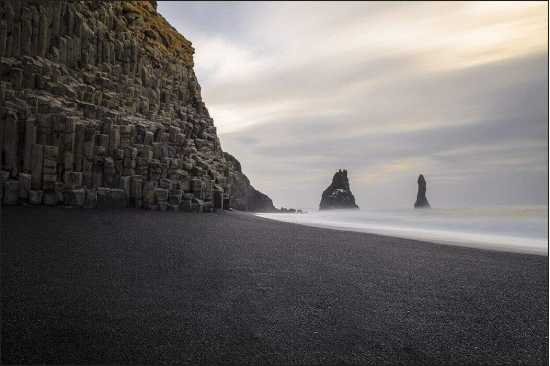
[223,152,276,212]
[63,189,85,207]
[279,207,297,213]
[42,191,58,206]
[213,186,224,210]
[414,174,430,208]
[319,169,359,210]
[0,0,268,213]
[18,173,31,199]
[3,180,19,205]
[28,190,43,204]
[84,189,97,208]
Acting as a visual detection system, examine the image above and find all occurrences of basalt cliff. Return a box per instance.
[0,0,272,212]
[319,169,359,210]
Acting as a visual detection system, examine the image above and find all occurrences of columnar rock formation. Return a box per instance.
[414,174,430,208]
[319,169,359,210]
[0,0,272,212]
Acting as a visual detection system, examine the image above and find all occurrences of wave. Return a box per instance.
[256,206,548,255]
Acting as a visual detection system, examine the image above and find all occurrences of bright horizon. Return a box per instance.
[159,1,548,210]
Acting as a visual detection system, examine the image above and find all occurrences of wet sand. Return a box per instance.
[1,207,547,365]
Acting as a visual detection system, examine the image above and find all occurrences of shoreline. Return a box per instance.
[2,207,547,365]
[254,210,548,256]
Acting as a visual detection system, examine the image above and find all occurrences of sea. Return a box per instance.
[256,206,548,255]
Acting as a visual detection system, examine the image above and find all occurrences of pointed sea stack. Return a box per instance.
[319,169,359,210]
[414,174,430,208]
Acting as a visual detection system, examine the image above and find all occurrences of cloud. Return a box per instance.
[159,2,548,209]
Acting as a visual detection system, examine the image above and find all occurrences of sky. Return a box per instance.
[159,1,548,209]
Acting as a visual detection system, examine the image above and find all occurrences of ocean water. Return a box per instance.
[256,206,548,255]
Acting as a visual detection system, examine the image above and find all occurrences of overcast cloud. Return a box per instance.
[159,1,548,209]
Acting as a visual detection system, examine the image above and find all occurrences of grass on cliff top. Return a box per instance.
[121,1,194,66]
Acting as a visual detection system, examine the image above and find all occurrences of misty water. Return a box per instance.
[257,206,548,255]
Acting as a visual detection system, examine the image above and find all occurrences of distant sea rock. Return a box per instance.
[414,174,430,208]
[319,169,359,210]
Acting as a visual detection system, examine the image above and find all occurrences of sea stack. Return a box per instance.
[0,0,274,212]
[414,174,430,208]
[319,169,359,210]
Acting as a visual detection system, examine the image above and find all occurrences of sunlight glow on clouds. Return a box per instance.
[160,1,548,209]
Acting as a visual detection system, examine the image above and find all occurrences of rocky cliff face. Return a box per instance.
[0,0,272,211]
[414,174,430,208]
[319,169,359,210]
[223,152,276,212]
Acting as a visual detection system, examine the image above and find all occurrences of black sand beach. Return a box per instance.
[1,207,548,365]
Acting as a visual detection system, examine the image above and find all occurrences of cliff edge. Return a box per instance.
[223,152,276,212]
[0,0,273,211]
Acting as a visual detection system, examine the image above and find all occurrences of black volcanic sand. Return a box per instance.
[1,207,548,365]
